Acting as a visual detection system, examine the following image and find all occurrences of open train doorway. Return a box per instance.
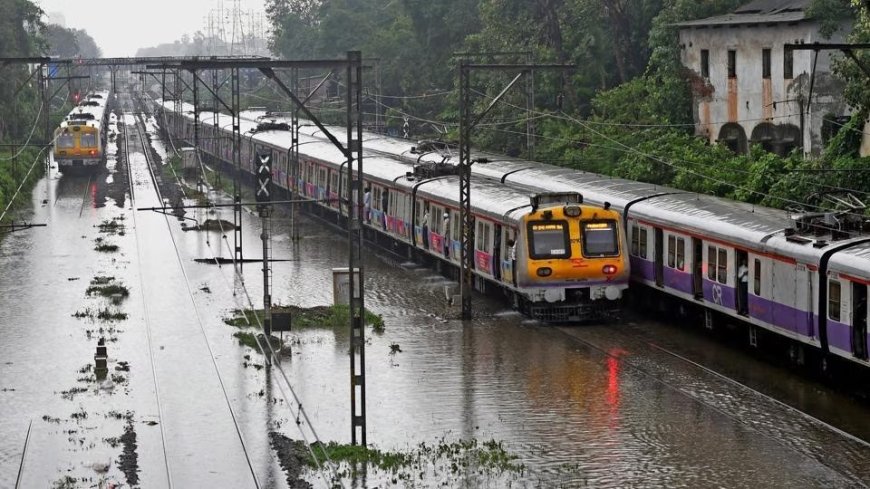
[654,228,664,287]
[852,283,868,360]
[692,238,703,299]
[736,249,749,316]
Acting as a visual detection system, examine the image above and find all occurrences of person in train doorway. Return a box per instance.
[381,189,389,229]
[363,187,371,224]
[737,258,749,316]
[508,238,517,286]
[442,212,451,257]
[422,205,430,250]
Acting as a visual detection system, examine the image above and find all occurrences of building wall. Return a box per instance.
[679,21,850,155]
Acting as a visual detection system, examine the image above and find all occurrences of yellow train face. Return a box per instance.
[519,204,629,288]
[54,126,102,165]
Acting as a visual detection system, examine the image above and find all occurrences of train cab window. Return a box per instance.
[753,259,761,295]
[630,224,647,259]
[582,221,619,257]
[676,238,685,271]
[829,280,841,322]
[80,133,97,148]
[57,133,75,148]
[528,221,570,259]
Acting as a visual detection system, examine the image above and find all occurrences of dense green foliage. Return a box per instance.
[44,24,102,58]
[263,0,870,213]
[0,0,102,226]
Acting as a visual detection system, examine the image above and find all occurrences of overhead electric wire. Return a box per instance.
[123,113,174,489]
[132,112,262,489]
[473,95,870,222]
[145,93,345,486]
[0,102,44,162]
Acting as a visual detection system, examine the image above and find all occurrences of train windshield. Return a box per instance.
[582,221,619,257]
[80,133,97,148]
[528,221,570,259]
[57,134,75,148]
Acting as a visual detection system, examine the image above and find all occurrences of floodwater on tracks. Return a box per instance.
[0,88,868,488]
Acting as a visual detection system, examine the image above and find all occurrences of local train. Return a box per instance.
[157,101,870,372]
[53,90,110,172]
[156,101,629,321]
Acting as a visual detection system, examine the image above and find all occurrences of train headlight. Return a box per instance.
[564,205,581,217]
[602,265,618,275]
[536,267,552,277]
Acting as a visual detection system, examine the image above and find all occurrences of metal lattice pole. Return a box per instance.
[231,67,243,267]
[459,61,474,320]
[290,67,300,241]
[346,51,366,446]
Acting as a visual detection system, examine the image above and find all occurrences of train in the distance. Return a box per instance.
[157,100,630,322]
[53,90,109,172]
[157,101,870,373]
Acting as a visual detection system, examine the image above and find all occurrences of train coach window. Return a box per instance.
[630,224,648,259]
[80,133,97,147]
[582,221,619,257]
[667,235,676,268]
[753,259,761,295]
[717,248,727,284]
[676,238,685,271]
[528,221,570,259]
[707,246,716,281]
[57,133,75,148]
[829,280,841,322]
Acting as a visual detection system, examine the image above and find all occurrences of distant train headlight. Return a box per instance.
[602,265,618,275]
[536,267,552,277]
[564,205,581,217]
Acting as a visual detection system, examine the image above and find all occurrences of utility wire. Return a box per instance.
[147,95,345,487]
[133,112,263,489]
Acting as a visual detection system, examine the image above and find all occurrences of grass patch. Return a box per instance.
[224,309,264,327]
[270,433,525,486]
[91,276,115,286]
[94,243,119,253]
[97,218,125,234]
[97,308,128,321]
[225,305,384,333]
[86,282,130,304]
[233,331,260,349]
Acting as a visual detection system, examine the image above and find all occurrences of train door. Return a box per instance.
[692,238,703,299]
[852,282,868,360]
[654,228,664,287]
[735,250,748,315]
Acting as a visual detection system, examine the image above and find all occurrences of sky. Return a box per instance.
[35,0,266,57]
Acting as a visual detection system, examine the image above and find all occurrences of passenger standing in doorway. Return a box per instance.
[443,212,451,257]
[363,187,371,223]
[737,258,749,315]
[422,205,430,249]
[508,238,517,285]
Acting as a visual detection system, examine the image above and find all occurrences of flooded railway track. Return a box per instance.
[553,320,870,486]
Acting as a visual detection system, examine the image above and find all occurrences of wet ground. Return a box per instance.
[1,86,869,488]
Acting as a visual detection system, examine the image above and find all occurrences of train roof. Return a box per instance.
[827,242,870,278]
[160,101,870,258]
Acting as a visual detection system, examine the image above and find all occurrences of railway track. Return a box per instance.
[552,320,870,486]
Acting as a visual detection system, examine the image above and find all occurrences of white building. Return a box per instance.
[677,0,851,156]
